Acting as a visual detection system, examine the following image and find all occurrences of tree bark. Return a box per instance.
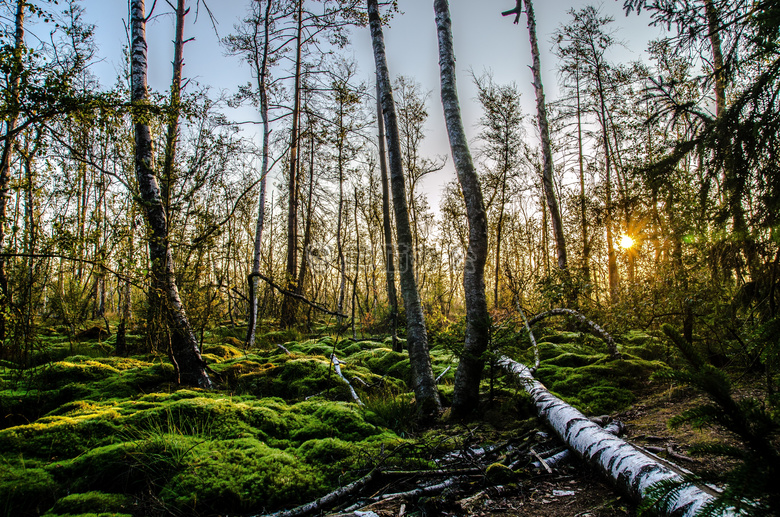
[280,0,304,328]
[575,63,590,288]
[520,0,567,271]
[0,0,25,346]
[434,0,490,419]
[368,0,441,418]
[246,0,273,349]
[376,80,400,352]
[147,0,187,351]
[130,0,210,388]
[498,356,732,516]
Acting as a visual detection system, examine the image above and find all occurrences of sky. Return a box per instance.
[76,0,663,210]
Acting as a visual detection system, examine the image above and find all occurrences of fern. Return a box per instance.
[639,325,780,516]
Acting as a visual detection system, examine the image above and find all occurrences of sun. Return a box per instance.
[619,234,635,249]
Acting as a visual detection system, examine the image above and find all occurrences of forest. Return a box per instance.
[0,0,779,515]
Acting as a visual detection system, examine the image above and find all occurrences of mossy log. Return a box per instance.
[529,308,619,357]
[498,355,735,516]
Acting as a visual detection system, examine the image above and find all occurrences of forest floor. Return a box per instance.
[0,324,736,516]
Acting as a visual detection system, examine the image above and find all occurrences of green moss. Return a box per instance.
[0,462,60,515]
[0,409,123,457]
[232,356,356,400]
[44,491,130,515]
[297,437,359,475]
[290,401,380,442]
[571,386,635,415]
[202,343,244,360]
[536,356,665,415]
[159,437,324,514]
[542,352,603,368]
[485,462,516,484]
[35,360,120,389]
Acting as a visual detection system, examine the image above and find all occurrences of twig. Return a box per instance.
[251,272,347,318]
[254,469,379,517]
[332,355,363,406]
[435,365,451,384]
[379,476,464,501]
[530,447,552,473]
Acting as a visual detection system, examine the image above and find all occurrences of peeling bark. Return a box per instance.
[498,356,733,516]
[130,0,210,388]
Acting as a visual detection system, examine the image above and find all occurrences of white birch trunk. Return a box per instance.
[130,0,210,388]
[245,0,273,349]
[367,0,440,417]
[434,0,491,418]
[498,355,735,516]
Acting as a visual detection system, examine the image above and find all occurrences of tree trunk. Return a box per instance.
[337,141,347,325]
[130,0,210,388]
[576,63,590,288]
[522,0,567,271]
[279,0,304,328]
[295,131,315,300]
[434,0,490,419]
[498,356,731,516]
[245,0,273,349]
[368,0,441,418]
[0,0,25,346]
[376,80,400,352]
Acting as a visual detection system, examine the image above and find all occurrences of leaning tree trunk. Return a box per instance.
[146,0,187,351]
[434,0,490,419]
[130,0,210,388]
[376,80,400,352]
[516,0,567,271]
[498,356,734,516]
[368,0,440,417]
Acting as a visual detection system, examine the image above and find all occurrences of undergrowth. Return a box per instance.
[0,325,666,516]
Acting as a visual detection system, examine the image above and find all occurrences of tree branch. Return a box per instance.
[250,272,347,319]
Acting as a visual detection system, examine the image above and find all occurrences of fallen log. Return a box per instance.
[497,355,733,516]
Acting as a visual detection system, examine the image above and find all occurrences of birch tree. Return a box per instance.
[225,0,276,347]
[376,80,400,352]
[434,0,490,419]
[129,0,210,387]
[367,0,440,417]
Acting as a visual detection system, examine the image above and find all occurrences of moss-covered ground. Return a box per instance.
[0,324,669,516]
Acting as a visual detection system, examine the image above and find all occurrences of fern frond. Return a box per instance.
[662,324,705,368]
[687,441,745,458]
[668,404,722,429]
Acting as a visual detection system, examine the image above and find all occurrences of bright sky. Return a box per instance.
[78,0,662,209]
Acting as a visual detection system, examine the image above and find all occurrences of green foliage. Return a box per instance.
[640,325,780,516]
